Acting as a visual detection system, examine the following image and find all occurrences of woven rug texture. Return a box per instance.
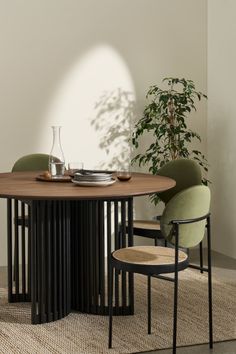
[0,269,235,354]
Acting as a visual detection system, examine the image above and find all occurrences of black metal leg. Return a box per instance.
[173,271,178,354]
[127,199,134,315]
[207,217,213,348]
[114,201,120,313]
[199,241,204,273]
[108,266,114,348]
[148,276,151,334]
[121,200,127,313]
[173,224,179,354]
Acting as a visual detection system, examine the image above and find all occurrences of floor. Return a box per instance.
[0,249,235,354]
[143,249,236,354]
[143,340,236,354]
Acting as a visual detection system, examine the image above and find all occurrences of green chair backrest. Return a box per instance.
[160,185,211,248]
[157,158,202,204]
[12,153,49,172]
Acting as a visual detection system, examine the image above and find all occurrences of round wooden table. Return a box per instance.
[0,171,175,324]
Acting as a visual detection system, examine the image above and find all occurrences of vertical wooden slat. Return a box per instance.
[14,200,19,298]
[21,202,26,299]
[58,201,63,318]
[30,201,37,323]
[40,201,46,323]
[93,200,99,312]
[37,202,42,321]
[7,199,13,302]
[114,201,120,312]
[85,201,90,313]
[53,202,58,320]
[27,204,31,299]
[75,201,80,309]
[46,201,52,321]
[66,201,71,314]
[107,201,112,308]
[99,201,105,311]
[62,201,67,316]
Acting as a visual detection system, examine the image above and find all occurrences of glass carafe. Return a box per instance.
[49,126,65,177]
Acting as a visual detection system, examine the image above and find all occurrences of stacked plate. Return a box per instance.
[72,171,115,187]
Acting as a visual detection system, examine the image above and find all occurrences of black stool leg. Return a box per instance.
[148,276,151,334]
[173,224,179,354]
[199,241,204,273]
[207,217,213,348]
[108,266,114,348]
[173,267,178,353]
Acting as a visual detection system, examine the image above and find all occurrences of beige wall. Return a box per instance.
[0,0,207,265]
[208,0,236,258]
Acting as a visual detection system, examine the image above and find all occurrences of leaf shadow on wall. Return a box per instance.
[90,88,136,170]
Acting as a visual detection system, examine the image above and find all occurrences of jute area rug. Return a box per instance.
[0,269,235,354]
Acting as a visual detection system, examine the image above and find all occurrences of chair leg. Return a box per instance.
[173,224,179,354]
[207,217,213,348]
[173,267,178,354]
[199,241,204,273]
[108,266,114,349]
[147,276,151,334]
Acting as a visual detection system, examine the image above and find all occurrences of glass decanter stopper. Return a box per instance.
[49,126,65,178]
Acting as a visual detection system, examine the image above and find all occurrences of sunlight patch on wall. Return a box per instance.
[37,44,136,169]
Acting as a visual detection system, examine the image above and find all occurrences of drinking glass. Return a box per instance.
[68,162,84,176]
[117,163,132,181]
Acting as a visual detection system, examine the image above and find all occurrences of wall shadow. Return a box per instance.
[90,88,136,169]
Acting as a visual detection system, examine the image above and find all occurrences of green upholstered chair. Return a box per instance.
[157,158,202,204]
[130,158,204,271]
[11,154,50,288]
[12,153,50,172]
[109,185,212,354]
[131,159,202,242]
[12,153,50,228]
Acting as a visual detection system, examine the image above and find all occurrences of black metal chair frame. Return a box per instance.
[109,213,213,354]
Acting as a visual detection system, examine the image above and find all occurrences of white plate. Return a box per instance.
[74,172,112,178]
[72,178,116,187]
[74,176,112,182]
[74,173,113,182]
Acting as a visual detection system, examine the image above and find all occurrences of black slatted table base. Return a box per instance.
[30,200,71,324]
[7,198,134,323]
[70,199,134,316]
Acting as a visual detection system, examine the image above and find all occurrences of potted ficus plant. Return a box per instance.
[132,77,208,205]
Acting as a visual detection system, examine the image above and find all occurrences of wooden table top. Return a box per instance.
[0,171,175,200]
